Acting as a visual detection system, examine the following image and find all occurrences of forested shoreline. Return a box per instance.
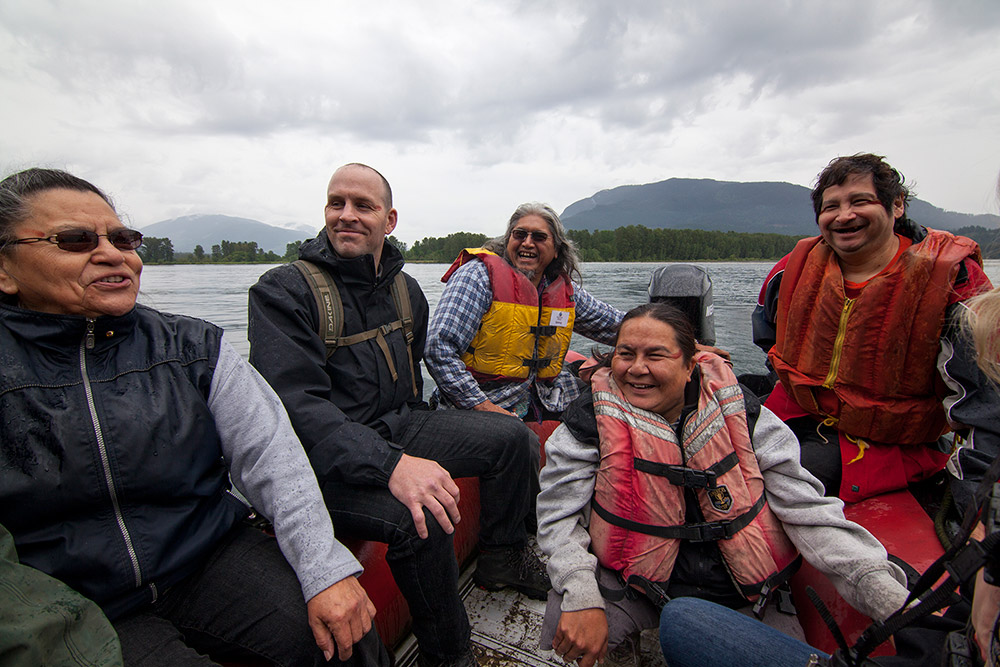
[138,224,1000,264]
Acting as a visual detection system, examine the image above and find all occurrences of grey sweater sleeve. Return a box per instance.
[536,424,605,612]
[208,339,362,602]
[753,406,909,622]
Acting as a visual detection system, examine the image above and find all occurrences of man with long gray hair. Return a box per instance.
[426,202,622,421]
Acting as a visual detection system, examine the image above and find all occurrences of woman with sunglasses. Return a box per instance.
[0,168,388,666]
[536,303,909,667]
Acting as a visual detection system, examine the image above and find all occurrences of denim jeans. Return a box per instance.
[113,525,389,667]
[321,409,535,660]
[658,597,825,667]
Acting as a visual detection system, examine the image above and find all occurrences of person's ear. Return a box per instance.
[385,208,398,236]
[891,196,905,221]
[0,255,20,297]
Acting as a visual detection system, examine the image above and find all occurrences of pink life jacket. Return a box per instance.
[588,354,798,602]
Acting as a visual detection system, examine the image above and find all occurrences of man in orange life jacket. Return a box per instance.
[752,153,993,502]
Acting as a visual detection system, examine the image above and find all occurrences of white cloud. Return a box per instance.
[1,0,998,244]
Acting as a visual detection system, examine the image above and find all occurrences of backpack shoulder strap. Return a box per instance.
[291,259,344,358]
[391,273,418,397]
[289,261,418,393]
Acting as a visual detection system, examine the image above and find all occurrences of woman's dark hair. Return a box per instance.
[810,153,910,230]
[0,168,115,252]
[595,302,698,367]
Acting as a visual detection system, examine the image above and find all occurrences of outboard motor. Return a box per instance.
[647,265,716,345]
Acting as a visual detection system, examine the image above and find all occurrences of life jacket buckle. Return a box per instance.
[692,519,732,542]
[945,540,987,583]
[680,467,717,488]
[752,581,773,618]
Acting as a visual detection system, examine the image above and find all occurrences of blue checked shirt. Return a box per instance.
[425,260,624,417]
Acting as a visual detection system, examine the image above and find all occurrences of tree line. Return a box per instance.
[137,224,1000,265]
[401,227,802,263]
[140,239,305,264]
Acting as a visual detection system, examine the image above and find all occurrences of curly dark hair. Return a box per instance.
[811,153,910,229]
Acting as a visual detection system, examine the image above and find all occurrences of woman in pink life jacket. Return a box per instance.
[536,302,909,667]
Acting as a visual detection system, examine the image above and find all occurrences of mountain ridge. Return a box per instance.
[138,180,999,253]
[139,214,319,253]
[560,178,1000,236]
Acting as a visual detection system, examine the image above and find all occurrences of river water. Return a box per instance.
[137,260,1000,380]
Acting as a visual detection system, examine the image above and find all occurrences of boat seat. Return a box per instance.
[790,489,945,657]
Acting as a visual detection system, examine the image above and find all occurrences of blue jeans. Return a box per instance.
[321,409,535,661]
[113,524,389,666]
[659,597,826,667]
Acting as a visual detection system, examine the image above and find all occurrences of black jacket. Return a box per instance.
[0,303,248,620]
[248,233,429,486]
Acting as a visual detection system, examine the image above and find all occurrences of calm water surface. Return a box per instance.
[138,260,1000,380]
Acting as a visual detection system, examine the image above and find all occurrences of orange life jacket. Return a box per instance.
[769,229,982,445]
[441,248,575,381]
[587,355,798,602]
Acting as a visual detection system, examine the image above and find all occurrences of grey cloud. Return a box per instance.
[3,0,998,154]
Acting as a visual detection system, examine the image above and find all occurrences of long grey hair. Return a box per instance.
[483,202,582,284]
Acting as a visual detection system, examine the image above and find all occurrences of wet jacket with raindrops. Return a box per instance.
[0,303,249,620]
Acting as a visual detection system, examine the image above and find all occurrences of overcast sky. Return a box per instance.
[2,1,999,244]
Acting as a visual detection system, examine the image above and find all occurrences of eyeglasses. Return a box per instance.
[511,228,549,243]
[10,229,144,252]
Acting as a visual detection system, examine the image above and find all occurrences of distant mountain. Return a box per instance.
[139,214,320,254]
[561,178,1000,236]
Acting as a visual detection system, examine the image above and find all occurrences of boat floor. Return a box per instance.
[393,545,667,666]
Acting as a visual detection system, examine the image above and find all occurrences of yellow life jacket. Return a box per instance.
[441,248,575,381]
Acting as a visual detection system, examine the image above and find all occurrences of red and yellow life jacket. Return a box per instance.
[441,248,575,381]
[587,355,797,602]
[768,229,982,445]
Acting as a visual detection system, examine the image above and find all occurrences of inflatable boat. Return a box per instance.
[227,264,951,665]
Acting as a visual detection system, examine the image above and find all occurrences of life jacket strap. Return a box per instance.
[596,571,671,610]
[633,452,739,489]
[591,493,765,543]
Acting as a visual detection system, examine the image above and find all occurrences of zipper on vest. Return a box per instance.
[79,328,143,588]
[822,297,856,389]
[85,318,95,349]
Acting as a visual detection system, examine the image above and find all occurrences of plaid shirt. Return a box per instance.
[426,260,623,417]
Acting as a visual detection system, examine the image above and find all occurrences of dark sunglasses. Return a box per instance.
[11,229,144,252]
[511,228,549,243]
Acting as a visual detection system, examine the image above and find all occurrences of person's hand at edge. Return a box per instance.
[551,608,608,667]
[307,576,377,661]
[472,399,518,418]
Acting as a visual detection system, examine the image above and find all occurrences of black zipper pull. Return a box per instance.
[86,319,95,350]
